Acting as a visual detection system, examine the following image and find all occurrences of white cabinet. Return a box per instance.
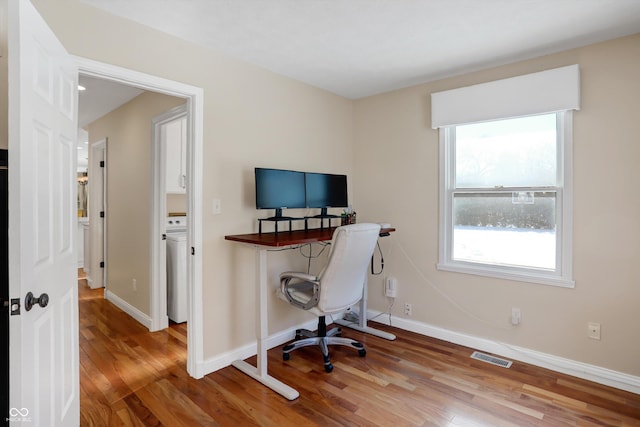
[164,116,187,194]
[81,220,90,272]
[77,218,88,268]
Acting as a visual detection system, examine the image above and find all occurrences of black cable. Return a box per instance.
[370,241,384,275]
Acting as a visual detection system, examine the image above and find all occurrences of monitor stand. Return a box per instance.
[308,208,340,229]
[258,209,304,234]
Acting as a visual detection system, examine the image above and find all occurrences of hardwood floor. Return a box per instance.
[78,276,640,426]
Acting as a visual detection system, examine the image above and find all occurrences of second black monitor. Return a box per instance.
[305,172,348,209]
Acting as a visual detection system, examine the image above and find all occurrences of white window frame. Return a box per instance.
[437,111,575,288]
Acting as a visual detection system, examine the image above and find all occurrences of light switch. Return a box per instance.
[212,198,222,214]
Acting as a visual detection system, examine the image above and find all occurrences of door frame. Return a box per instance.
[87,138,106,290]
[151,104,188,332]
[74,56,205,378]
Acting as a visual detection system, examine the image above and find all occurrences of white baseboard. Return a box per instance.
[105,290,152,330]
[196,308,640,395]
[368,309,640,395]
[197,318,320,375]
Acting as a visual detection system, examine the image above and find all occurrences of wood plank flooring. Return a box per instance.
[78,276,640,426]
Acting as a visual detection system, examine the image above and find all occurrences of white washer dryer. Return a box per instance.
[166,216,187,323]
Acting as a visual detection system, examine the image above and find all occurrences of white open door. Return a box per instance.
[8,0,79,425]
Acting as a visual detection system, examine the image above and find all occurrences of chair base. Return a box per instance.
[283,322,366,373]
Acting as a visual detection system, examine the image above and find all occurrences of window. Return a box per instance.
[438,112,574,287]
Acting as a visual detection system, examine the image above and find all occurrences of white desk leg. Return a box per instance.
[231,246,299,400]
[334,275,396,340]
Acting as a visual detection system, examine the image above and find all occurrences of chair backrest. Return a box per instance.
[317,223,381,313]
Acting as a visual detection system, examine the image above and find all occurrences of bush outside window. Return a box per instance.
[438,112,574,287]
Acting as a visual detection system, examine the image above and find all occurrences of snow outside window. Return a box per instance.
[438,112,575,287]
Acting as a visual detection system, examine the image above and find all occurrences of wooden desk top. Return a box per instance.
[225,227,395,247]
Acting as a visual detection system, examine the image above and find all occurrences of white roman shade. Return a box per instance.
[431,64,580,129]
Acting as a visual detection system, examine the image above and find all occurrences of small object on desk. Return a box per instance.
[341,208,356,225]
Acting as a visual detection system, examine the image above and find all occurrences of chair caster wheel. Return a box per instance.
[324,363,334,373]
[358,349,366,357]
[283,353,290,361]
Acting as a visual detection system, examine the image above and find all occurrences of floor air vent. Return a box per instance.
[470,351,512,368]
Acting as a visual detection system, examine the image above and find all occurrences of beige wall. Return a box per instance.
[32,0,354,358]
[354,33,640,376]
[166,194,186,216]
[27,0,640,379]
[87,92,185,314]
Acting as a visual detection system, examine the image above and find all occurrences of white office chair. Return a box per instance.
[278,223,381,372]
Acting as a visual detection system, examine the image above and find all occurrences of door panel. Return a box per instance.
[33,123,52,264]
[8,0,79,425]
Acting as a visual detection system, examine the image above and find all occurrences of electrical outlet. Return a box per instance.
[385,277,397,298]
[132,278,137,292]
[588,322,601,340]
[404,303,412,316]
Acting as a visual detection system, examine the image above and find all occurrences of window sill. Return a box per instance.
[437,262,575,288]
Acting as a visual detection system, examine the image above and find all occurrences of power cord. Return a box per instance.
[371,241,384,275]
[267,242,330,274]
[366,297,395,327]
[299,242,329,273]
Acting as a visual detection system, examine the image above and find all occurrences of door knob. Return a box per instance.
[24,292,49,311]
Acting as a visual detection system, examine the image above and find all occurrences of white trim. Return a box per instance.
[197,318,321,376]
[431,64,580,128]
[438,129,450,273]
[87,139,106,290]
[105,290,152,330]
[74,56,205,379]
[186,79,205,379]
[150,104,188,333]
[197,309,640,396]
[436,262,575,288]
[367,309,640,395]
[559,112,574,282]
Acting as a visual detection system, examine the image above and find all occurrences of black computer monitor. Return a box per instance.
[305,172,348,217]
[254,168,306,219]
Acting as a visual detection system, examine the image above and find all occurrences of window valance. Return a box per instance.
[431,64,580,129]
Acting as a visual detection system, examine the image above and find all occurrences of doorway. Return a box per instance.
[152,105,189,330]
[76,56,205,378]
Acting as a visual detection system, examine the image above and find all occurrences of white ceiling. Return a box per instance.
[82,0,640,99]
[76,75,144,167]
[78,75,144,128]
